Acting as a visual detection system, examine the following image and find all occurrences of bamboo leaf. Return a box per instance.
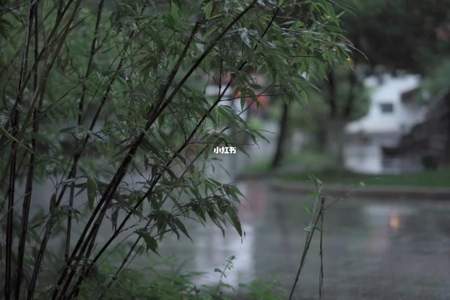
[227,207,242,237]
[87,178,97,210]
[0,126,33,153]
[137,230,159,254]
[173,217,191,240]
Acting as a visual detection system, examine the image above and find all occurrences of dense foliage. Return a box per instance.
[344,0,450,72]
[0,0,349,298]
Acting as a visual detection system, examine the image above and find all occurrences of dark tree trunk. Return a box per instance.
[446,94,450,165]
[327,70,337,118]
[325,119,346,168]
[343,71,357,119]
[324,70,357,169]
[271,102,289,169]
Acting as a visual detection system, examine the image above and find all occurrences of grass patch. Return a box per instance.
[80,254,284,300]
[241,150,450,188]
[242,159,272,176]
[239,150,337,177]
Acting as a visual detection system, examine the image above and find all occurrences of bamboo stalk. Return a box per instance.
[14,1,40,299]
[26,1,86,298]
[65,0,106,263]
[4,1,35,298]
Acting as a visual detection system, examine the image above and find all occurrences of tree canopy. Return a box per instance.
[344,0,450,72]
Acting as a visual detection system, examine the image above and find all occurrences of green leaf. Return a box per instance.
[203,2,213,19]
[166,1,181,29]
[192,202,206,222]
[173,217,191,240]
[87,178,97,209]
[137,230,159,254]
[111,207,119,231]
[0,126,33,153]
[227,207,242,237]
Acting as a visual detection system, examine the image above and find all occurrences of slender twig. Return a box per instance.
[319,197,325,300]
[288,194,326,300]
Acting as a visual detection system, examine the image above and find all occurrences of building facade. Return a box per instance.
[344,74,426,174]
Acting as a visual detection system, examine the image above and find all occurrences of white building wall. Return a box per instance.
[347,74,423,135]
[344,138,382,174]
[344,74,426,174]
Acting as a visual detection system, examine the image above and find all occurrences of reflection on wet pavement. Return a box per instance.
[158,181,450,300]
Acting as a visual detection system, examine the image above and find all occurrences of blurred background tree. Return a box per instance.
[269,0,450,170]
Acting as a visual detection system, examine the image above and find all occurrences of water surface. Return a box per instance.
[157,181,450,300]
